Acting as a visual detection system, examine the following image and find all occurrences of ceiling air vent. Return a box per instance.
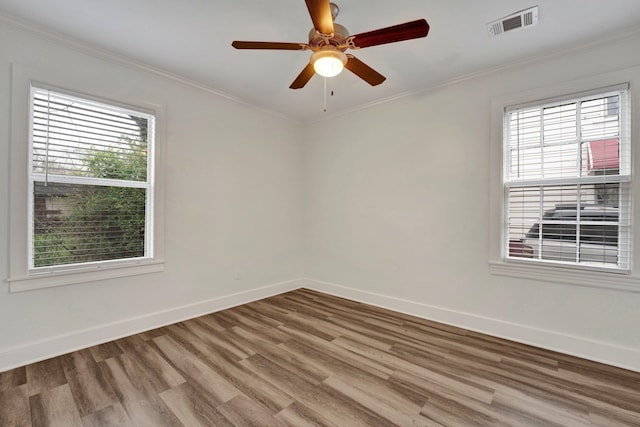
[488,6,538,37]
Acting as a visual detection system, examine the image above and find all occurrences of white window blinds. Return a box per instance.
[30,86,155,270]
[504,85,631,270]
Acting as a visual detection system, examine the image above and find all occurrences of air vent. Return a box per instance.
[488,6,538,37]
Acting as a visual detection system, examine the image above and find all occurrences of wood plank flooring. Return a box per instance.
[1,288,639,426]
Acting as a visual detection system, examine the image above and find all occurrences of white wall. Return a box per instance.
[303,30,640,371]
[0,20,304,370]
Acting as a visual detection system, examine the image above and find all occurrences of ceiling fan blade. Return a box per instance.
[305,0,334,35]
[290,63,316,89]
[232,41,308,50]
[349,19,429,49]
[344,55,386,86]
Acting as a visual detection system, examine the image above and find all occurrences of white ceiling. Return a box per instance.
[2,0,640,122]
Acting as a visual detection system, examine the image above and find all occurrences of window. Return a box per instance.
[28,86,155,271]
[503,85,631,271]
[8,65,164,292]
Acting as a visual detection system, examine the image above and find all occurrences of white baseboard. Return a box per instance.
[300,278,640,373]
[0,278,303,372]
[4,276,639,374]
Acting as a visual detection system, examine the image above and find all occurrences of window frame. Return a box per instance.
[488,67,640,292]
[8,64,165,292]
[28,84,156,272]
[503,84,631,272]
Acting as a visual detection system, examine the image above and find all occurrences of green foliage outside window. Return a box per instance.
[33,138,147,267]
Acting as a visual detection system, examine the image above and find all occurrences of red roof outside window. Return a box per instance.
[587,138,619,171]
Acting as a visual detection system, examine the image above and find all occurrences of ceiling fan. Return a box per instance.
[231,0,430,89]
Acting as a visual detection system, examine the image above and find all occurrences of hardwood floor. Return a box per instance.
[1,288,639,426]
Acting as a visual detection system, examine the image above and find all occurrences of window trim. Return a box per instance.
[7,64,165,293]
[489,66,640,291]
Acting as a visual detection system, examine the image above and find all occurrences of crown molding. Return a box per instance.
[2,10,640,126]
[308,23,640,124]
[0,11,301,125]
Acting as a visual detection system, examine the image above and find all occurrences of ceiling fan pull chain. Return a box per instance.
[323,76,327,112]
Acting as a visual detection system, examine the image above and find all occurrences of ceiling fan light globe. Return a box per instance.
[314,57,343,77]
[311,49,347,77]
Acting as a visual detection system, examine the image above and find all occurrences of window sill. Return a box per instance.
[6,260,165,293]
[489,260,640,293]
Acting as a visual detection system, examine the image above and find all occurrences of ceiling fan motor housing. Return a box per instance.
[310,45,347,63]
[308,23,349,50]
